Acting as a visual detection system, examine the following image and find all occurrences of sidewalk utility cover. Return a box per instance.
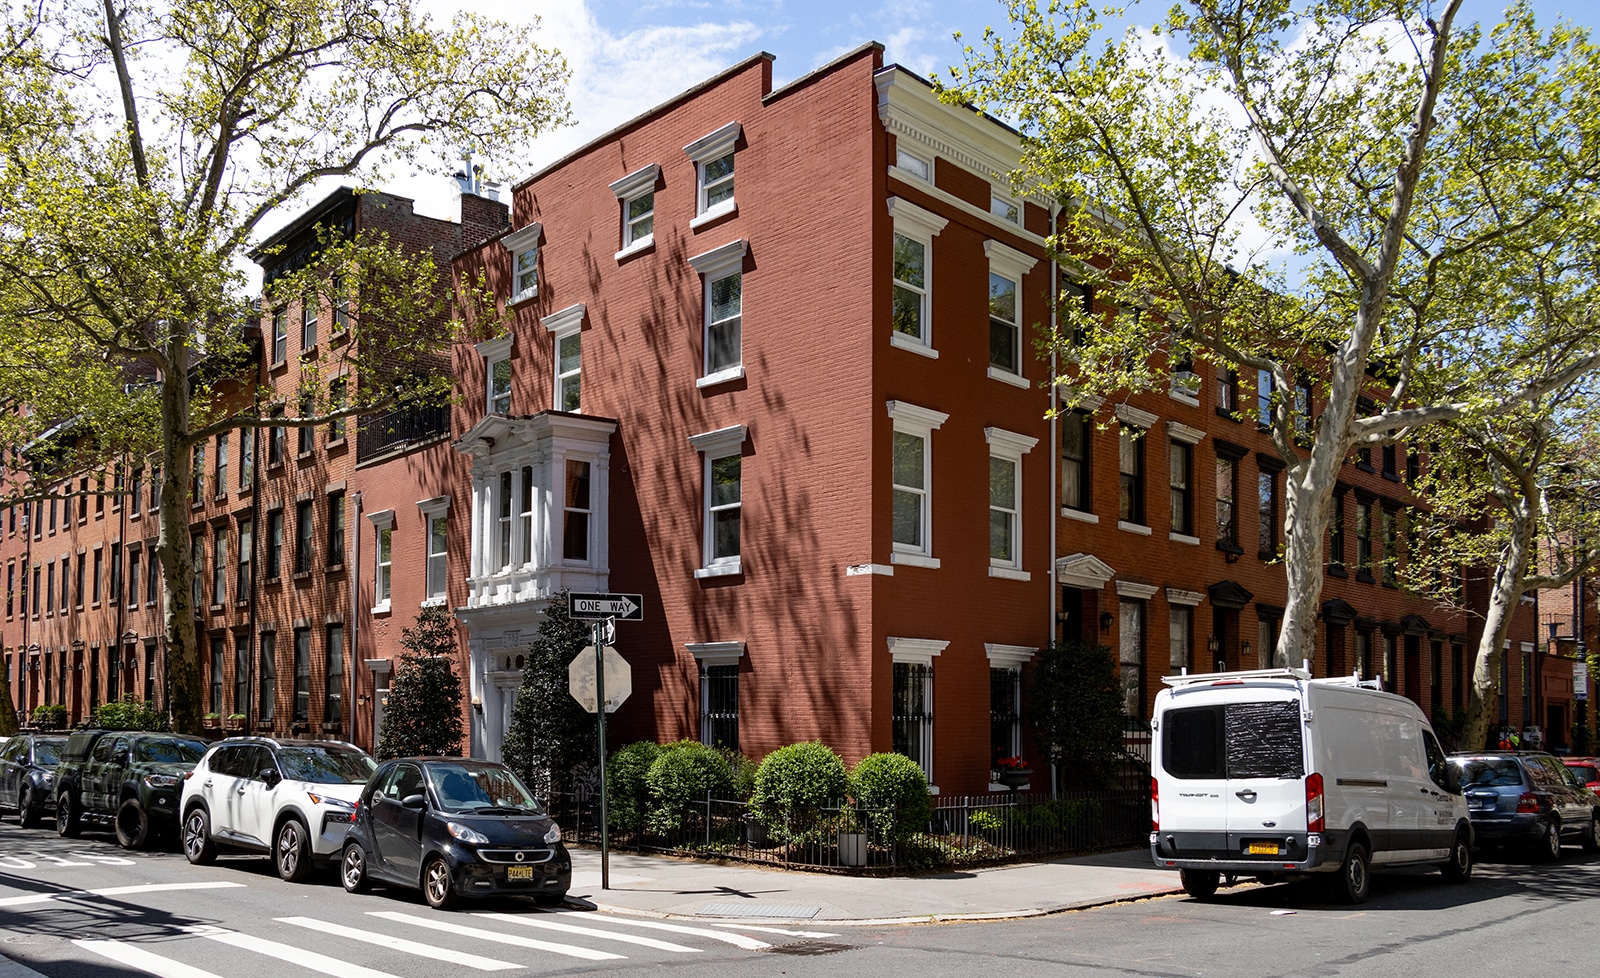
[697,903,821,919]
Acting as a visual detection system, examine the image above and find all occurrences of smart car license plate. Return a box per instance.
[1247,842,1280,855]
[506,866,534,881]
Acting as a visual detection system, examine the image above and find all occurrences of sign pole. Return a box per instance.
[593,620,610,891]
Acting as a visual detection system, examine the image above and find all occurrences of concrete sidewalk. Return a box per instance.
[565,846,1185,925]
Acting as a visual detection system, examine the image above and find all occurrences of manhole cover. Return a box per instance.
[766,942,856,956]
[696,902,821,919]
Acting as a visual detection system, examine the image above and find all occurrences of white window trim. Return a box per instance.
[686,640,745,668]
[543,304,586,412]
[888,400,948,568]
[1115,580,1160,600]
[990,191,1021,226]
[894,148,932,183]
[367,509,395,613]
[688,240,748,387]
[1165,587,1205,607]
[684,121,741,224]
[609,164,660,259]
[887,636,947,667]
[985,427,1037,578]
[1114,403,1160,429]
[1166,420,1206,445]
[888,197,948,356]
[499,223,542,304]
[984,240,1034,382]
[417,495,450,607]
[985,643,1036,669]
[476,334,514,417]
[689,424,747,579]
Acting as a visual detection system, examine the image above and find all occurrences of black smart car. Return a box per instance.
[0,734,66,827]
[340,758,570,909]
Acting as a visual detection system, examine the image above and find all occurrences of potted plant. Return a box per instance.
[202,712,222,730]
[836,804,867,867]
[224,713,247,732]
[994,755,1033,790]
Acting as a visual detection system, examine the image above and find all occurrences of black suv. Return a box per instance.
[0,734,66,827]
[54,729,208,849]
[1449,751,1600,860]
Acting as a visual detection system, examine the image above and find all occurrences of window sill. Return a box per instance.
[300,344,318,361]
[292,571,312,582]
[890,551,940,569]
[1355,571,1375,584]
[1381,470,1402,482]
[1117,520,1152,536]
[1257,550,1277,562]
[1169,532,1200,545]
[889,332,939,359]
[326,563,345,574]
[1062,508,1099,524]
[1169,389,1201,407]
[988,566,1031,582]
[690,200,737,230]
[372,601,391,617]
[694,560,743,579]
[1327,564,1348,578]
[296,451,314,462]
[696,365,745,389]
[614,237,654,263]
[1216,542,1244,556]
[1354,462,1375,474]
[327,438,347,451]
[421,596,447,608]
[129,512,141,520]
[509,286,538,307]
[264,576,281,587]
[987,367,1028,389]
[208,604,224,613]
[270,359,288,374]
[1215,406,1239,421]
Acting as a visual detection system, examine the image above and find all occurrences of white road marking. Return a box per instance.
[0,857,36,869]
[475,912,701,952]
[711,923,841,937]
[35,855,92,867]
[366,911,624,961]
[539,911,771,950]
[276,916,523,971]
[0,881,245,907]
[74,939,225,978]
[187,926,404,978]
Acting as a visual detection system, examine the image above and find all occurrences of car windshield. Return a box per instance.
[1454,759,1523,787]
[426,763,545,815]
[34,741,63,765]
[134,739,207,764]
[1571,764,1600,785]
[276,746,376,785]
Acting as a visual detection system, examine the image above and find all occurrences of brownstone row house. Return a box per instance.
[3,45,1566,794]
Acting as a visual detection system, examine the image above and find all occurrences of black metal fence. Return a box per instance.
[547,786,1149,873]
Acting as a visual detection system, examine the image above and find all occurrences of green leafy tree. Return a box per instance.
[0,671,16,737]
[501,591,595,798]
[375,606,464,760]
[950,0,1600,672]
[1028,640,1126,791]
[0,0,570,734]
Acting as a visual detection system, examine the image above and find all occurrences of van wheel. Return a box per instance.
[115,799,151,850]
[1330,841,1370,904]
[1533,819,1561,862]
[56,792,81,838]
[1582,816,1600,854]
[1441,830,1472,882]
[1179,869,1220,901]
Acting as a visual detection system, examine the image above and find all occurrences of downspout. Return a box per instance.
[351,490,362,748]
[1048,198,1061,801]
[245,480,258,730]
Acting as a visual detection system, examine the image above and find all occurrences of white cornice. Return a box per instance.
[875,67,1041,203]
[886,636,948,666]
[688,424,747,457]
[500,222,541,256]
[542,303,586,337]
[609,163,660,199]
[687,239,748,277]
[886,400,949,433]
[683,121,742,162]
[984,427,1039,456]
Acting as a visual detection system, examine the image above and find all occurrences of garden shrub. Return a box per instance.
[850,752,932,841]
[90,696,165,731]
[645,740,735,831]
[606,741,661,833]
[720,748,758,801]
[750,741,850,841]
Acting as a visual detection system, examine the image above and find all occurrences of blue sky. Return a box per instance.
[289,0,1600,231]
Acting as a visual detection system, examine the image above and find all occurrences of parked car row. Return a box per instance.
[1451,750,1600,859]
[0,731,570,911]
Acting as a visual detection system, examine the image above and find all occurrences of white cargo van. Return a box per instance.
[1149,667,1473,903]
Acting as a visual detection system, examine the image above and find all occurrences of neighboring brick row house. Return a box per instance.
[2,44,1572,792]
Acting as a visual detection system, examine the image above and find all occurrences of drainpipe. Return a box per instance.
[1048,198,1061,801]
[351,490,362,748]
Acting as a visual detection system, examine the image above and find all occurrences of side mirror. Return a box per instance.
[401,793,427,810]
[259,768,282,788]
[116,750,132,765]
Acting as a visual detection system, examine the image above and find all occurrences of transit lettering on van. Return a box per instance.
[1149,666,1474,904]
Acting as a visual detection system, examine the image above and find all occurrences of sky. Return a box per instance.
[263,0,1600,239]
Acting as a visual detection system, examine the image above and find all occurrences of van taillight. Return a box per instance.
[1516,792,1540,814]
[1151,777,1159,831]
[1305,773,1325,833]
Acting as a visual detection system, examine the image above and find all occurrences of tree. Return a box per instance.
[0,0,570,734]
[374,605,464,760]
[0,670,16,737]
[1027,639,1126,792]
[950,0,1600,670]
[500,591,596,798]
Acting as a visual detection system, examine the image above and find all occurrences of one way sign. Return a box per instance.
[568,592,645,621]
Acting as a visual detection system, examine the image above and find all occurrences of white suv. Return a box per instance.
[179,738,376,882]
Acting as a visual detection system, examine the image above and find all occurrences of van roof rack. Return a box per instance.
[1161,666,1312,687]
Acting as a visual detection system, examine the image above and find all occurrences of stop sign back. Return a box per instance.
[568,645,632,713]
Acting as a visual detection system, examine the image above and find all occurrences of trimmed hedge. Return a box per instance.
[750,741,850,841]
[851,752,931,841]
[645,740,735,830]
[605,741,661,833]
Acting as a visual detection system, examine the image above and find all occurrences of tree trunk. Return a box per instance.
[1463,506,1535,751]
[0,667,16,736]
[157,342,202,735]
[1278,455,1331,670]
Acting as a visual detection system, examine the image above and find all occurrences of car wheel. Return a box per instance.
[114,798,151,850]
[341,843,372,894]
[1178,869,1220,901]
[275,818,313,883]
[422,855,457,910]
[1330,841,1371,904]
[18,787,40,829]
[182,808,217,865]
[56,791,81,838]
[1534,818,1562,862]
[1441,829,1472,882]
[1582,816,1600,854]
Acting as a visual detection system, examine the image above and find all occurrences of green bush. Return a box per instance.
[91,696,166,731]
[750,741,850,841]
[645,740,735,831]
[719,748,758,801]
[606,741,661,833]
[851,752,932,841]
[968,809,1005,833]
[30,703,67,728]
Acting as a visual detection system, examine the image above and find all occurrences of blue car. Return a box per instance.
[1450,751,1600,860]
[340,757,570,910]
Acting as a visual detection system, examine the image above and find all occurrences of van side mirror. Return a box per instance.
[401,793,427,810]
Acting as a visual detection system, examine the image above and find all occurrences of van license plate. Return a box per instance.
[1247,842,1280,855]
[506,866,534,880]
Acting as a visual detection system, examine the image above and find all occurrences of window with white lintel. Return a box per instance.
[684,121,740,226]
[985,427,1038,579]
[687,240,747,388]
[888,197,948,357]
[689,425,747,579]
[418,496,450,606]
[609,164,660,259]
[500,223,542,305]
[543,304,585,413]
[889,401,949,568]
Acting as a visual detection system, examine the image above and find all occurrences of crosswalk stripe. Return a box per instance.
[366,911,625,961]
[276,917,524,971]
[0,881,246,908]
[538,910,771,949]
[475,912,701,953]
[74,939,225,978]
[186,925,405,978]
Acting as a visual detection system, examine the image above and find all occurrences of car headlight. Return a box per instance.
[41,772,55,785]
[446,821,490,845]
[307,792,356,810]
[544,822,562,845]
[144,774,181,789]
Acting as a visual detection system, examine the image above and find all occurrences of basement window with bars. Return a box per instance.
[990,667,1020,772]
[893,662,933,779]
[699,663,739,752]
